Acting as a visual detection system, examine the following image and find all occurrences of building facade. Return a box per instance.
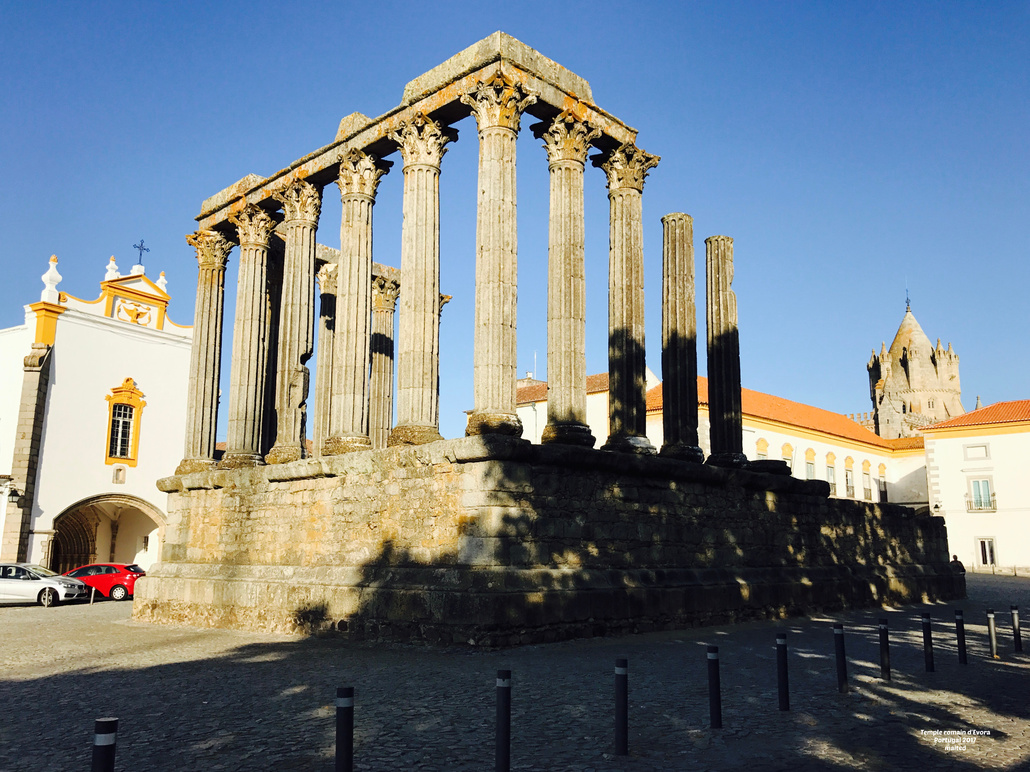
[923,401,1030,574]
[0,255,191,572]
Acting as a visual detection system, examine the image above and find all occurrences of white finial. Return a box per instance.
[156,271,168,293]
[130,263,146,276]
[40,255,62,303]
[975,395,983,410]
[105,256,120,280]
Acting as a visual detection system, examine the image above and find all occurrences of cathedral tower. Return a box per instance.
[867,304,963,438]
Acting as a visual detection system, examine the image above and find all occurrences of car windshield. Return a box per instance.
[25,565,57,577]
[125,565,145,574]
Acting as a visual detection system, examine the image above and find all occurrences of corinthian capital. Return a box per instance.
[230,204,277,246]
[391,113,457,169]
[460,73,537,133]
[534,111,602,166]
[337,148,392,200]
[273,179,322,223]
[185,230,233,269]
[372,275,400,311]
[316,262,338,295]
[595,143,661,192]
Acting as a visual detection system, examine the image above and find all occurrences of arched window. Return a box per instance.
[861,460,872,500]
[781,443,793,471]
[825,452,837,495]
[105,378,146,467]
[844,457,855,498]
[877,463,888,503]
[804,448,816,479]
[755,438,769,460]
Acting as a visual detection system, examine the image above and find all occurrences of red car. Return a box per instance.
[62,563,145,600]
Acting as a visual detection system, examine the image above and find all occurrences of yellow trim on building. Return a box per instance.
[105,378,146,468]
[28,302,67,345]
[923,421,1030,439]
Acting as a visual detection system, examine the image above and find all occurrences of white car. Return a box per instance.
[0,563,88,607]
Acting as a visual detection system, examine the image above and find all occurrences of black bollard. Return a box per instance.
[955,610,968,665]
[922,614,935,672]
[335,687,354,772]
[91,717,118,772]
[1012,606,1023,653]
[707,645,722,729]
[614,658,628,755]
[988,609,999,659]
[496,670,511,772]
[833,624,848,694]
[776,633,790,711]
[878,619,891,681]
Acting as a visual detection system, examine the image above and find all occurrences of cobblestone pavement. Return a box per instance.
[1,574,1028,771]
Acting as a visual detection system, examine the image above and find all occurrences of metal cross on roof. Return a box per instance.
[133,239,150,264]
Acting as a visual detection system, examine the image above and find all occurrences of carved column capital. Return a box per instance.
[372,275,400,311]
[439,294,452,318]
[273,179,322,223]
[535,111,601,166]
[391,113,457,169]
[316,262,337,295]
[460,73,537,133]
[337,148,392,200]
[230,205,277,246]
[595,143,660,192]
[186,230,233,269]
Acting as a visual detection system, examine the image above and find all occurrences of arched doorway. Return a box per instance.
[50,495,166,573]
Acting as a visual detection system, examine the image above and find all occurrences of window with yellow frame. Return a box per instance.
[105,378,145,467]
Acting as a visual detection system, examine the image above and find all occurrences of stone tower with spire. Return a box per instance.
[866,303,963,438]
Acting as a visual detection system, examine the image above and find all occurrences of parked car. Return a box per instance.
[0,563,88,606]
[62,563,145,601]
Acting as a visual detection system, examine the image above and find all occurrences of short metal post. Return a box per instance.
[335,686,354,772]
[90,586,96,605]
[496,670,511,772]
[878,619,890,681]
[833,624,848,693]
[614,658,628,755]
[955,610,967,665]
[91,717,118,772]
[988,609,999,659]
[707,645,722,729]
[1011,606,1022,652]
[776,633,789,711]
[922,614,935,672]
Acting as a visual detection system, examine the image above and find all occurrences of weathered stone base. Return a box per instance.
[174,458,216,475]
[706,451,749,469]
[387,423,443,446]
[264,442,304,465]
[659,443,705,463]
[600,433,657,455]
[217,452,265,469]
[138,436,962,646]
[466,411,523,437]
[541,422,595,447]
[322,435,373,456]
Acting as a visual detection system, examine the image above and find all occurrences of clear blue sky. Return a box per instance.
[2,1,1026,440]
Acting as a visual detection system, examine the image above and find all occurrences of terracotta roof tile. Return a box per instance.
[925,400,1030,430]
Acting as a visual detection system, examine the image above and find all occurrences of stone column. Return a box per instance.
[596,143,659,454]
[261,238,284,457]
[388,113,456,446]
[369,269,400,450]
[312,261,337,457]
[220,206,276,468]
[266,179,321,464]
[533,111,600,447]
[177,230,232,475]
[705,235,747,467]
[660,213,704,462]
[461,74,535,437]
[324,149,391,455]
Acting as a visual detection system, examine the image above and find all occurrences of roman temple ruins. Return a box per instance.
[135,33,961,644]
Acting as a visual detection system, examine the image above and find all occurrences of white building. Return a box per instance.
[923,400,1030,574]
[517,374,928,509]
[0,255,191,572]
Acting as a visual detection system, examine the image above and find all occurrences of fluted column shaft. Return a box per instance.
[534,112,600,446]
[660,213,704,461]
[461,75,534,437]
[597,144,659,454]
[389,114,454,446]
[324,149,390,455]
[705,235,746,466]
[177,230,232,475]
[312,263,337,457]
[266,179,321,464]
[220,207,276,468]
[370,272,400,450]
